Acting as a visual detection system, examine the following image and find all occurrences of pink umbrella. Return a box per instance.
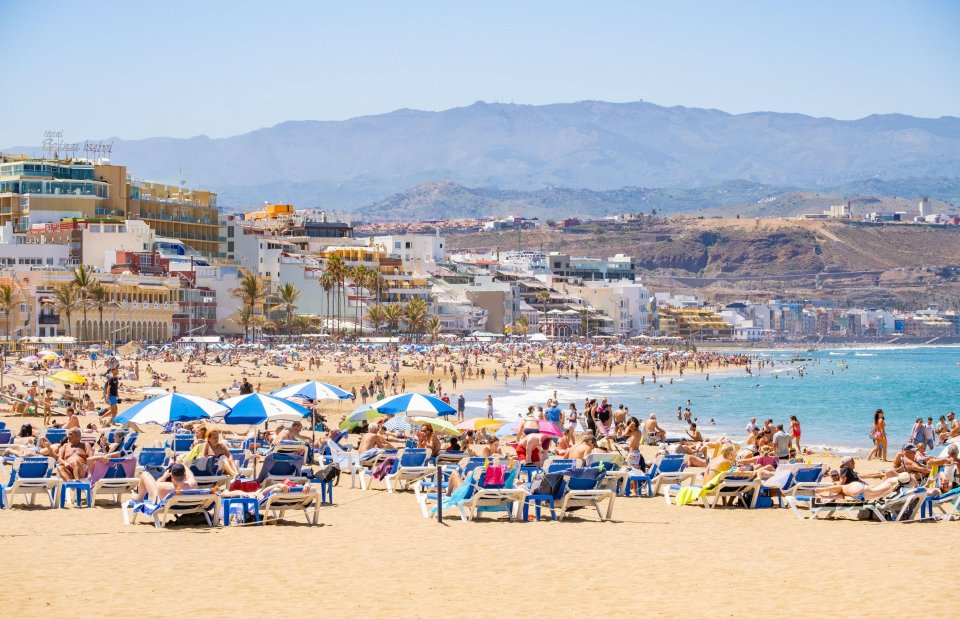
[495,419,563,438]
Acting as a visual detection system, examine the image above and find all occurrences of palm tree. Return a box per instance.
[52,285,79,337]
[514,315,529,336]
[231,306,253,339]
[403,297,429,341]
[86,283,108,342]
[383,303,403,336]
[318,268,336,334]
[579,308,590,337]
[231,274,268,339]
[72,265,95,342]
[289,315,314,335]
[273,283,301,336]
[0,284,14,341]
[536,290,551,335]
[427,315,442,343]
[366,305,387,335]
[324,255,348,337]
[252,314,275,339]
[350,265,372,335]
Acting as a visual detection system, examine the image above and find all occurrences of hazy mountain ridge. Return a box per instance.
[356,178,960,221]
[7,101,959,209]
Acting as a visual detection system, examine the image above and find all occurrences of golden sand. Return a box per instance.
[0,354,954,618]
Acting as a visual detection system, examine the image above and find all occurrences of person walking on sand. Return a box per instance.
[868,409,887,461]
[790,415,802,454]
[485,394,494,419]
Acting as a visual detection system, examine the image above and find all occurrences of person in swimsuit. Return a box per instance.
[817,457,911,500]
[57,428,92,480]
[867,409,887,461]
[201,429,240,478]
[133,462,198,503]
[790,415,802,453]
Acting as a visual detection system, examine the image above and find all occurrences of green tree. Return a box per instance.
[403,297,429,341]
[383,303,403,336]
[536,290,551,335]
[52,285,79,337]
[427,315,442,343]
[86,283,108,342]
[324,254,349,337]
[231,273,268,339]
[366,304,387,335]
[273,282,301,336]
[513,315,529,336]
[71,265,95,342]
[231,306,253,339]
[0,285,14,341]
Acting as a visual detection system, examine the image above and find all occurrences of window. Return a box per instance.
[405,242,411,249]
[19,303,27,313]
[394,242,401,249]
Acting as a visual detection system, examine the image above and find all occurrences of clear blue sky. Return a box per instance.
[2,0,958,145]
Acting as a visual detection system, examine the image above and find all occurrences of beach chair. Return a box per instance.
[706,473,761,508]
[355,449,397,490]
[456,466,526,522]
[783,465,828,510]
[649,456,696,495]
[557,467,616,521]
[323,440,367,488]
[757,463,802,507]
[123,489,220,528]
[89,457,139,506]
[44,428,67,444]
[435,450,467,466]
[414,457,489,517]
[229,448,255,477]
[167,433,195,456]
[786,486,927,522]
[543,458,578,474]
[383,448,433,493]
[261,453,309,486]
[2,457,60,508]
[135,447,170,479]
[189,456,230,490]
[117,433,139,457]
[258,486,321,525]
[922,486,960,522]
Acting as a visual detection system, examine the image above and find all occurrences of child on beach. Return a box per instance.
[42,388,53,427]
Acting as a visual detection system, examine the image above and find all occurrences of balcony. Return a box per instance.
[38,313,60,325]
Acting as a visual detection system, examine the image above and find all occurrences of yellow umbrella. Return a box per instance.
[40,351,61,361]
[410,416,461,435]
[51,370,87,385]
[456,418,504,431]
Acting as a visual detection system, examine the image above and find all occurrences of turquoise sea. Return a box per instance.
[463,346,960,454]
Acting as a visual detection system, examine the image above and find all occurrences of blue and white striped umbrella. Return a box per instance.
[384,414,419,433]
[114,394,228,425]
[271,381,353,401]
[214,393,311,425]
[373,392,456,418]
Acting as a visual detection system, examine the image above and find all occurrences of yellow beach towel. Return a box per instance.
[675,471,727,506]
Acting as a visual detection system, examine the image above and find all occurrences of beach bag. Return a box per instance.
[312,463,341,485]
[530,472,564,498]
[483,465,506,486]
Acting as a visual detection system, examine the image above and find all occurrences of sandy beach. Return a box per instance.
[1,347,956,618]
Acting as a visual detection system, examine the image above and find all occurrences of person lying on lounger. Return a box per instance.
[220,480,313,500]
[133,462,198,503]
[816,458,911,500]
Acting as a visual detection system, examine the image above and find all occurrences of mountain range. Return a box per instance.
[8,100,960,212]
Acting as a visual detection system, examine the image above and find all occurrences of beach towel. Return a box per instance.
[675,471,726,506]
[372,456,397,481]
[483,465,506,486]
[181,443,203,467]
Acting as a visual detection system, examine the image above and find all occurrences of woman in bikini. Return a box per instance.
[867,409,887,461]
[789,415,802,453]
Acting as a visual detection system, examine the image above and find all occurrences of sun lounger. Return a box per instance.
[135,447,170,479]
[383,448,433,493]
[258,487,320,525]
[2,457,60,508]
[167,433,195,456]
[189,456,230,490]
[786,486,927,522]
[456,466,526,521]
[414,457,489,517]
[557,467,616,521]
[922,486,960,521]
[260,453,309,486]
[90,457,138,506]
[649,456,696,495]
[123,489,220,528]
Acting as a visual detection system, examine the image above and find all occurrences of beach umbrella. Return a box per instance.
[270,381,353,401]
[373,392,456,418]
[19,355,39,364]
[50,370,87,385]
[495,419,563,438]
[456,418,504,431]
[383,414,418,433]
[215,393,311,425]
[141,387,169,397]
[344,404,388,424]
[114,393,228,425]
[410,416,461,436]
